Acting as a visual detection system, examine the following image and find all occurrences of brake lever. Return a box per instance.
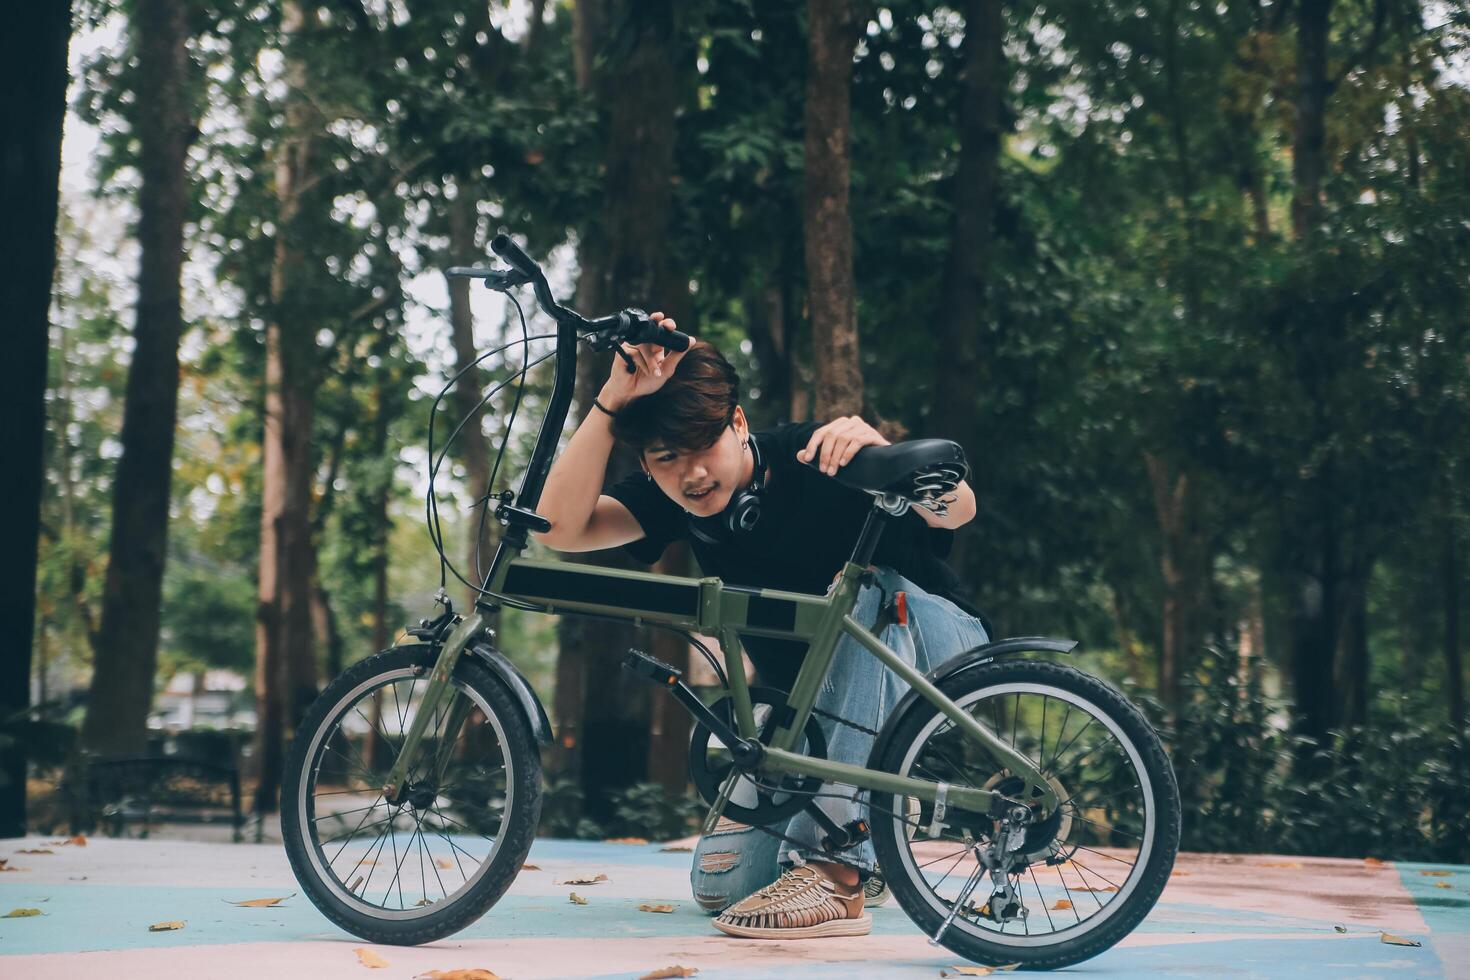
[445,266,534,291]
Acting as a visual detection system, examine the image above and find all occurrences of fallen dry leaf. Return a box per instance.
[1420,870,1453,877]
[49,835,87,847]
[1364,857,1387,868]
[356,947,390,968]
[227,894,295,908]
[1380,932,1421,947]
[3,908,43,918]
[638,968,697,980]
[638,903,676,914]
[1072,885,1118,893]
[1170,870,1191,877]
[658,845,693,853]
[1334,925,1347,933]
[521,863,541,870]
[1050,899,1073,911]
[939,966,1019,977]
[1435,882,1453,890]
[414,971,501,980]
[560,873,609,885]
[436,859,454,869]
[605,837,650,845]
[16,848,54,855]
[569,892,588,905]
[1259,861,1302,869]
[0,859,23,872]
[148,921,185,931]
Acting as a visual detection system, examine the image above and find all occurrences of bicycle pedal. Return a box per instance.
[622,648,683,686]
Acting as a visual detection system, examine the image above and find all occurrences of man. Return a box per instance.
[533,313,988,939]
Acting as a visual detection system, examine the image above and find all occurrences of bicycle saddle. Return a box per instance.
[807,439,969,503]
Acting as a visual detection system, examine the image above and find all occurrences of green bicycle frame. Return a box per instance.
[380,236,1056,829]
[381,546,1059,821]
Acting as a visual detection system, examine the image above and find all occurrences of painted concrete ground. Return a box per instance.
[0,835,1465,979]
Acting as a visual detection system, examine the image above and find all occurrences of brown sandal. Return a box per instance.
[712,865,873,939]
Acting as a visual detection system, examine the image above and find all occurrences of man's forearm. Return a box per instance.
[914,479,976,529]
[535,396,618,539]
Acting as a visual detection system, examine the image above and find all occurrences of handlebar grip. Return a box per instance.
[490,233,539,279]
[660,329,692,352]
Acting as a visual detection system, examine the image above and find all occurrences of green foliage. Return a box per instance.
[1168,645,1470,863]
[538,778,704,842]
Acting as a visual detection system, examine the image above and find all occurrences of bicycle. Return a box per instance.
[280,233,1181,970]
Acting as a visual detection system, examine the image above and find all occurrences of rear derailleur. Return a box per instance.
[930,801,1038,944]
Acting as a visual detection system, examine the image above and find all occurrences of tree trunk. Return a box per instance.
[553,0,686,824]
[254,0,323,816]
[1291,0,1332,239]
[1282,492,1339,748]
[81,0,192,758]
[1333,548,1372,728]
[0,0,71,838]
[646,540,695,791]
[447,190,498,602]
[803,0,865,420]
[1143,453,1208,717]
[934,0,1004,574]
[1446,531,1464,730]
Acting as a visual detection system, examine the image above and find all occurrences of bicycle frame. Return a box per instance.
[380,242,1058,828]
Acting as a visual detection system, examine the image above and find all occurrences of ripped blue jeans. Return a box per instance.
[689,566,990,913]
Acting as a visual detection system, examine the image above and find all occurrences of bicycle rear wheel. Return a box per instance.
[869,658,1179,970]
[281,644,542,945]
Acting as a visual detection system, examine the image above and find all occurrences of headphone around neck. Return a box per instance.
[687,434,767,546]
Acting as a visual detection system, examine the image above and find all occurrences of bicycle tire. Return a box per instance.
[869,658,1179,970]
[281,644,542,945]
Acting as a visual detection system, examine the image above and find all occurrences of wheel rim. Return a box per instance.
[890,682,1156,948]
[296,666,514,919]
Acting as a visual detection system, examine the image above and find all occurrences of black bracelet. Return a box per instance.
[592,397,618,419]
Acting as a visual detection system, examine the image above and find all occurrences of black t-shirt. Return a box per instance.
[605,421,963,691]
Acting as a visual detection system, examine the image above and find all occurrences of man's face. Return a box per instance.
[641,408,750,516]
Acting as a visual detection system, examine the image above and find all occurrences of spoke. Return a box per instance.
[391,679,406,736]
[1039,697,1048,776]
[387,809,407,910]
[356,705,402,772]
[1069,842,1138,869]
[916,842,975,870]
[423,805,496,842]
[1065,809,1145,843]
[1055,859,1083,925]
[417,809,452,900]
[1044,704,1074,773]
[311,803,383,825]
[929,846,973,896]
[355,810,400,901]
[1028,865,1056,932]
[428,799,480,877]
[1066,857,1116,906]
[1046,717,1095,778]
[324,803,390,862]
[1056,759,1133,810]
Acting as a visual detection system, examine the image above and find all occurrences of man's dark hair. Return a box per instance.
[610,342,740,453]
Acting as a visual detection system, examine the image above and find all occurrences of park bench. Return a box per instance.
[67,754,246,842]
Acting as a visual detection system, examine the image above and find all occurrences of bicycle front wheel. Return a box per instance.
[281,644,542,945]
[869,658,1179,970]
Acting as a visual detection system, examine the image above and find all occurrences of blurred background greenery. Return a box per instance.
[7,0,1469,860]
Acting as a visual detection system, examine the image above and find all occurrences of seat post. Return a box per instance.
[850,494,908,568]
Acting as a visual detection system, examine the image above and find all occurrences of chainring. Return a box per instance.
[687,686,829,826]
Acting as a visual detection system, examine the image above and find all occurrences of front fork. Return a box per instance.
[380,605,483,804]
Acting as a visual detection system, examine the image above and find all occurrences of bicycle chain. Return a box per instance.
[730,704,884,877]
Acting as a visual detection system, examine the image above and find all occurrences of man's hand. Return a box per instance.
[796,415,889,476]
